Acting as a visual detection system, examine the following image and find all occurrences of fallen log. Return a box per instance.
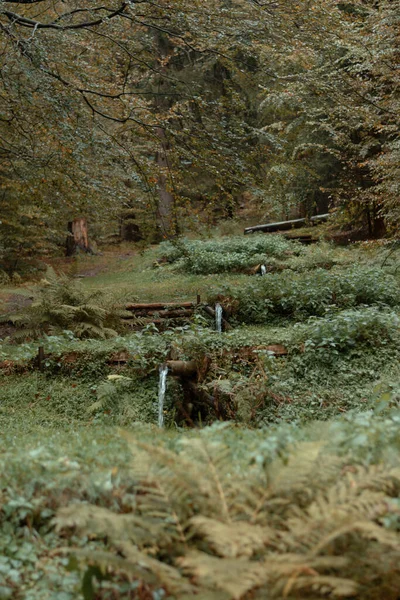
[165,360,197,377]
[126,302,195,311]
[244,213,329,235]
[124,309,194,319]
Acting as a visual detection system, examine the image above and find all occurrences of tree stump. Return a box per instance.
[66,218,91,256]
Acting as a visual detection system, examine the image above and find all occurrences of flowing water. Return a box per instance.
[261,264,267,276]
[158,365,168,428]
[215,303,223,333]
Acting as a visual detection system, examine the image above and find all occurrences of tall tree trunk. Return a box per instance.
[156,134,176,238]
[153,32,177,240]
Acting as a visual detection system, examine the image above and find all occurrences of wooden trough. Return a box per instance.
[244,213,329,235]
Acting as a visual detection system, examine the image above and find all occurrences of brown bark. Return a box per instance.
[66,218,91,256]
[124,309,194,319]
[156,139,176,238]
[165,360,197,378]
[126,302,195,311]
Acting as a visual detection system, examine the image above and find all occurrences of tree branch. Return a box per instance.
[3,2,128,30]
[2,0,46,4]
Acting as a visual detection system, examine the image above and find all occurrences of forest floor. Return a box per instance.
[1,230,400,598]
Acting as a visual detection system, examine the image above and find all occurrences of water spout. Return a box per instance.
[215,303,223,333]
[158,365,168,428]
[260,264,267,276]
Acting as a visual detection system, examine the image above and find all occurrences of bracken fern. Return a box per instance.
[54,435,400,599]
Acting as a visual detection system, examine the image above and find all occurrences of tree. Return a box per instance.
[257,0,400,232]
[0,0,278,248]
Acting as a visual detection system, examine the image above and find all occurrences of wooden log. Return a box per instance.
[124,309,194,319]
[165,360,197,377]
[126,302,195,311]
[244,213,329,235]
[203,305,232,331]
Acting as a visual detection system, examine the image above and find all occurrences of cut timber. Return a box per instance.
[126,302,195,311]
[165,360,197,377]
[124,309,194,319]
[244,213,329,235]
[182,380,217,410]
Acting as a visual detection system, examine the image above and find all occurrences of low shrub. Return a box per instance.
[158,235,301,274]
[210,265,400,324]
[299,307,400,355]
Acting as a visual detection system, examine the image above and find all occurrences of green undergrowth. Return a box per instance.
[157,236,375,276]
[158,234,303,274]
[79,246,251,304]
[2,309,400,428]
[2,237,400,598]
[209,264,400,325]
[2,416,400,598]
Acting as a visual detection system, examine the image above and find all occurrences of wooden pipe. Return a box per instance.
[165,360,197,378]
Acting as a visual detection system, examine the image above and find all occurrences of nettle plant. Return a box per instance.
[298,307,400,356]
[210,266,400,324]
[158,235,302,274]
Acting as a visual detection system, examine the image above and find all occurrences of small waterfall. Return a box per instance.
[215,303,223,333]
[158,365,168,428]
[260,264,267,276]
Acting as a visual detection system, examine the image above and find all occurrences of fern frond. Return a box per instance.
[66,546,194,595]
[311,520,400,556]
[178,550,267,600]
[184,438,233,522]
[117,542,193,594]
[53,505,164,548]
[189,515,274,557]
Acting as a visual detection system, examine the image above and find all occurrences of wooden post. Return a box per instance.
[37,346,45,371]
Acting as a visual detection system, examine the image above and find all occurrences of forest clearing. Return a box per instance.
[1,233,400,599]
[1,0,400,597]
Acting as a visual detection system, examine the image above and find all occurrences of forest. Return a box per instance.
[1,1,400,599]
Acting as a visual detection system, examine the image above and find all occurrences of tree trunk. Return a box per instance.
[153,30,178,240]
[156,138,176,238]
[66,218,91,256]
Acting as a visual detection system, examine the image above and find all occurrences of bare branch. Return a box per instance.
[2,2,128,30]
